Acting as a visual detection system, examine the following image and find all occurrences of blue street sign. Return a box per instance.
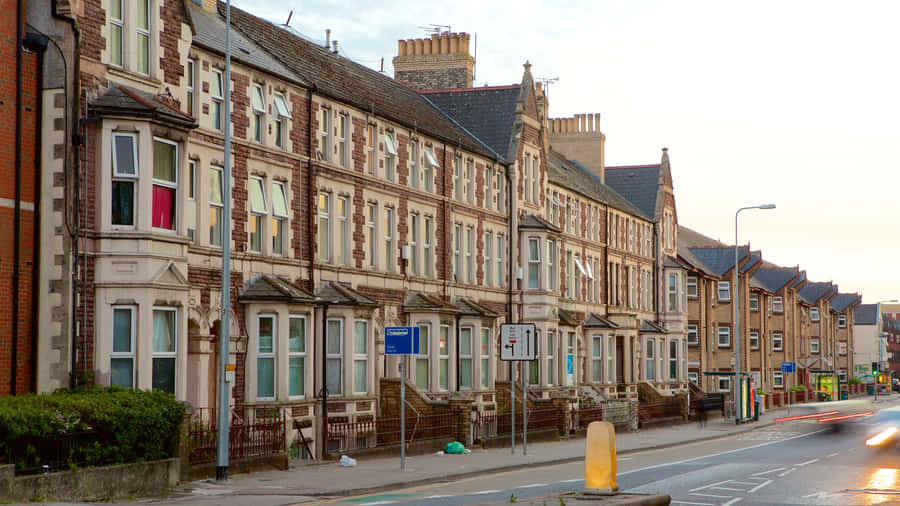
[385,326,420,355]
[781,361,796,374]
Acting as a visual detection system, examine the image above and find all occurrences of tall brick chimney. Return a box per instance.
[393,33,474,91]
[548,114,606,182]
[200,0,218,12]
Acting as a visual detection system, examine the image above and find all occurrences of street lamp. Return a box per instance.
[734,204,775,425]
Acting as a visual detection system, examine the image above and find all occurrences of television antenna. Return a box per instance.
[418,24,451,35]
[536,76,559,93]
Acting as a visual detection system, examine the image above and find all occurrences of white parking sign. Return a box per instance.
[500,323,537,361]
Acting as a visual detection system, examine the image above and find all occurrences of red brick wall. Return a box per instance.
[0,0,40,394]
[159,0,185,87]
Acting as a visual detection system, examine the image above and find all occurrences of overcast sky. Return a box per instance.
[234,0,899,304]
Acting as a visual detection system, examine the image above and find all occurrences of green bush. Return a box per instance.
[0,386,187,472]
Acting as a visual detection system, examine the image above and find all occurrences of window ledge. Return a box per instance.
[107,65,162,89]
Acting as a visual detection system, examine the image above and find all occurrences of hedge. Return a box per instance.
[0,386,188,473]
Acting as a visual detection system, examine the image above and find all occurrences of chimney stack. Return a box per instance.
[325,29,331,50]
[548,113,606,182]
[393,32,475,91]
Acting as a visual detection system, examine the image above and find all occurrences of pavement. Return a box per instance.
[152,393,899,504]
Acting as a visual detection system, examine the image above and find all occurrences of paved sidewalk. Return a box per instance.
[154,394,899,504]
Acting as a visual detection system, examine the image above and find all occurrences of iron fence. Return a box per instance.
[187,406,286,465]
[326,407,456,454]
[472,406,561,443]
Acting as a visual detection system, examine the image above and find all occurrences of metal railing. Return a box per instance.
[472,406,561,443]
[326,407,456,454]
[187,406,286,465]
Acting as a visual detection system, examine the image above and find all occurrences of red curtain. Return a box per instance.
[152,185,175,229]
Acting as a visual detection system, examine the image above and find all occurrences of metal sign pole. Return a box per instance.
[400,355,406,470]
[511,364,515,454]
[523,362,527,455]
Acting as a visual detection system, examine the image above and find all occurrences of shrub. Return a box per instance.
[0,386,187,473]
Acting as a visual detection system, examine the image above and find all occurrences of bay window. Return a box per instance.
[326,319,343,395]
[272,182,288,255]
[152,308,177,395]
[417,324,430,390]
[546,331,555,386]
[546,239,555,293]
[667,274,677,311]
[669,339,677,381]
[607,336,615,383]
[151,139,177,231]
[257,315,276,399]
[527,238,540,290]
[592,335,603,383]
[646,338,655,381]
[480,328,490,388]
[529,330,540,385]
[112,133,138,227]
[288,316,306,397]
[111,306,135,388]
[248,176,266,253]
[439,325,449,390]
[209,167,223,246]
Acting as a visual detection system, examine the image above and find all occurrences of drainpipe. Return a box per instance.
[456,311,461,391]
[506,162,513,322]
[11,0,23,394]
[306,85,318,292]
[23,32,48,393]
[319,301,329,459]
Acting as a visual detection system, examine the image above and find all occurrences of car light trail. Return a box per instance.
[867,427,899,447]
[816,411,874,423]
[774,410,839,422]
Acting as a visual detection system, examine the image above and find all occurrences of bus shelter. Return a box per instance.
[703,371,755,422]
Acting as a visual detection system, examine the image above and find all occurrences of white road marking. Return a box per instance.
[517,483,547,488]
[711,487,750,492]
[689,479,734,492]
[826,452,840,458]
[423,495,452,499]
[689,492,732,498]
[619,429,828,477]
[796,458,819,466]
[359,502,397,506]
[472,490,500,495]
[752,467,785,476]
[721,499,743,506]
[730,481,758,485]
[778,468,796,477]
[748,479,773,493]
[560,478,583,483]
[671,502,715,506]
[617,457,633,461]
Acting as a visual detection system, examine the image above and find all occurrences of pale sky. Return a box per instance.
[234,0,899,303]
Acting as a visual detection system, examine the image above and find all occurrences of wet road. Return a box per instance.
[313,406,900,505]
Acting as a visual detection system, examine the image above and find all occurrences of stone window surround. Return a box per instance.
[104,0,157,78]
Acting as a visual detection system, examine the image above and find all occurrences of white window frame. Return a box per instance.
[810,337,820,354]
[337,114,348,168]
[607,336,615,384]
[318,192,331,262]
[527,237,540,290]
[366,203,377,268]
[546,331,555,386]
[384,207,394,272]
[271,181,288,256]
[424,147,437,192]
[496,235,504,288]
[592,335,603,383]
[209,166,223,247]
[480,327,491,389]
[718,326,731,347]
[337,196,349,265]
[750,331,759,350]
[646,338,655,381]
[408,139,419,188]
[384,132,397,182]
[274,93,291,149]
[810,307,820,322]
[749,292,759,312]
[688,372,699,384]
[366,124,375,174]
[409,213,419,276]
[251,84,266,144]
[438,325,448,390]
[839,314,847,328]
[424,216,433,278]
[453,154,462,201]
[135,0,150,75]
[453,224,461,281]
[717,281,731,302]
[417,324,431,390]
[718,377,731,392]
[211,69,224,131]
[465,226,473,283]
[353,320,369,394]
[151,138,178,232]
[288,315,307,398]
[546,239,555,293]
[326,318,344,396]
[460,326,473,389]
[186,58,196,117]
[318,107,330,162]
[483,231,492,286]
[687,324,699,345]
[257,314,276,400]
[773,371,784,389]
[772,332,784,351]
[248,176,267,253]
[110,305,136,388]
[151,307,177,395]
[667,273,678,311]
[669,339,678,381]
[108,0,124,67]
[531,154,538,204]
[773,296,784,313]
[111,133,139,228]
[523,153,531,203]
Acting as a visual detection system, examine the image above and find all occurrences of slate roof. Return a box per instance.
[221,2,495,159]
[604,164,661,220]
[792,271,807,289]
[89,85,195,126]
[557,308,579,326]
[239,275,315,303]
[422,85,520,162]
[830,293,861,312]
[546,151,651,220]
[518,213,561,232]
[456,297,499,317]
[798,281,834,305]
[403,292,458,312]
[640,320,666,333]
[315,281,378,306]
[687,246,749,278]
[186,3,305,86]
[678,225,726,248]
[751,267,799,294]
[585,313,618,329]
[663,255,684,269]
[855,304,878,325]
[740,251,762,274]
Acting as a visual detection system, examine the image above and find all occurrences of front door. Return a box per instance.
[616,335,625,384]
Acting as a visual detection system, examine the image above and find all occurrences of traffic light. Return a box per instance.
[873,362,879,375]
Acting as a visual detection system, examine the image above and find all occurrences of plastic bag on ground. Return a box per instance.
[444,441,465,454]
[340,455,357,467]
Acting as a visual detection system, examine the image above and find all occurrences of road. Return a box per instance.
[308,406,900,505]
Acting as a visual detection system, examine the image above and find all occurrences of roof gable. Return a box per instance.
[830,293,861,312]
[798,281,834,304]
[752,267,799,293]
[688,246,749,278]
[423,86,520,161]
[605,164,661,220]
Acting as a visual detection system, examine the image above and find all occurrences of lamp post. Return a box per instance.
[734,204,775,425]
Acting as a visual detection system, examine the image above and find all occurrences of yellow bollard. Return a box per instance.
[584,421,618,495]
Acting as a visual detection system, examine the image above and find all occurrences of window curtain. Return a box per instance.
[152,185,175,229]
[153,311,175,352]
